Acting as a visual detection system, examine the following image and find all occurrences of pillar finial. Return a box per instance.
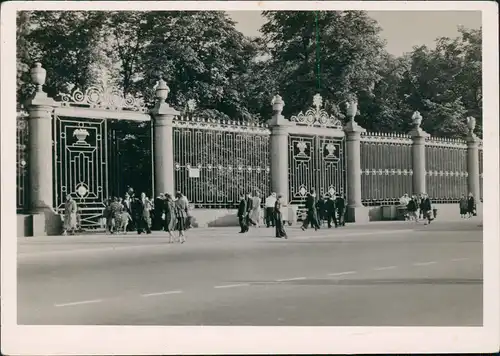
[411,111,422,128]
[346,97,358,123]
[155,79,170,103]
[30,62,46,92]
[466,116,478,140]
[271,94,284,116]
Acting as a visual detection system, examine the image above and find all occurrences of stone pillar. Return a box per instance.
[344,100,368,223]
[466,116,481,202]
[267,95,294,203]
[409,111,429,195]
[151,80,179,196]
[25,63,59,214]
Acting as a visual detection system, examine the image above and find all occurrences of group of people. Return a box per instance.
[459,193,477,218]
[102,188,191,243]
[238,189,347,239]
[399,193,434,224]
[399,192,477,225]
[301,188,346,231]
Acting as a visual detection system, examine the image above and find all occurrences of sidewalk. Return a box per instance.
[19,218,481,242]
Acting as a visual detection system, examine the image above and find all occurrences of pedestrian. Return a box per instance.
[336,194,346,226]
[317,194,329,227]
[459,194,468,218]
[175,191,189,243]
[467,192,476,218]
[249,191,262,228]
[245,192,256,227]
[153,193,166,230]
[62,194,78,236]
[301,188,320,231]
[110,197,124,234]
[325,194,337,228]
[274,194,288,239]
[399,193,410,220]
[407,195,419,222]
[420,193,433,225]
[163,193,177,243]
[135,192,152,234]
[417,194,424,220]
[265,192,277,228]
[122,192,134,231]
[237,193,249,233]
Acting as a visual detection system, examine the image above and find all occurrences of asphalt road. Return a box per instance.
[18,220,483,326]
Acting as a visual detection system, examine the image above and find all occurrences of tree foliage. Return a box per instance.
[17,11,482,138]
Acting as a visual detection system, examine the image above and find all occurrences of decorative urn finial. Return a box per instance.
[412,111,423,128]
[30,62,46,92]
[155,79,170,102]
[466,116,476,134]
[346,99,358,122]
[271,94,284,116]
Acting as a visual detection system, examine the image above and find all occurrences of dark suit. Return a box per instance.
[238,198,249,232]
[420,197,433,222]
[302,194,320,230]
[246,197,256,226]
[467,196,476,214]
[325,198,337,227]
[335,197,345,226]
[153,197,165,230]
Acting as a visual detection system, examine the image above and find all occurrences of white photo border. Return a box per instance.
[1,1,499,354]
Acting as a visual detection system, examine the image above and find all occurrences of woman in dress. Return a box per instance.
[163,193,177,243]
[249,191,262,228]
[175,191,188,243]
[63,194,78,236]
[274,194,288,239]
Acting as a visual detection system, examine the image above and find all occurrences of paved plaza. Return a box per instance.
[18,220,483,326]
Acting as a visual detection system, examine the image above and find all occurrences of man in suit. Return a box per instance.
[301,188,320,231]
[325,194,338,228]
[238,193,249,233]
[153,193,165,231]
[336,194,346,227]
[246,192,256,227]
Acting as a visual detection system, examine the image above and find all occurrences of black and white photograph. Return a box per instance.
[1,1,499,355]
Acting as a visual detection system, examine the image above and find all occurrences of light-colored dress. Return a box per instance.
[64,199,78,230]
[249,196,262,225]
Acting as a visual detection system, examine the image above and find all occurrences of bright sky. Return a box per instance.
[227,11,482,56]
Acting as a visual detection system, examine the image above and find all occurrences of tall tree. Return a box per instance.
[396,27,482,138]
[138,11,260,121]
[260,10,387,121]
[20,11,108,99]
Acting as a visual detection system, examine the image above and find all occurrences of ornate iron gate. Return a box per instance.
[288,134,346,205]
[53,115,110,228]
[52,115,153,229]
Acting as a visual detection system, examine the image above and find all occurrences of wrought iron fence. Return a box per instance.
[425,137,468,203]
[17,112,29,212]
[173,116,271,208]
[360,133,413,206]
